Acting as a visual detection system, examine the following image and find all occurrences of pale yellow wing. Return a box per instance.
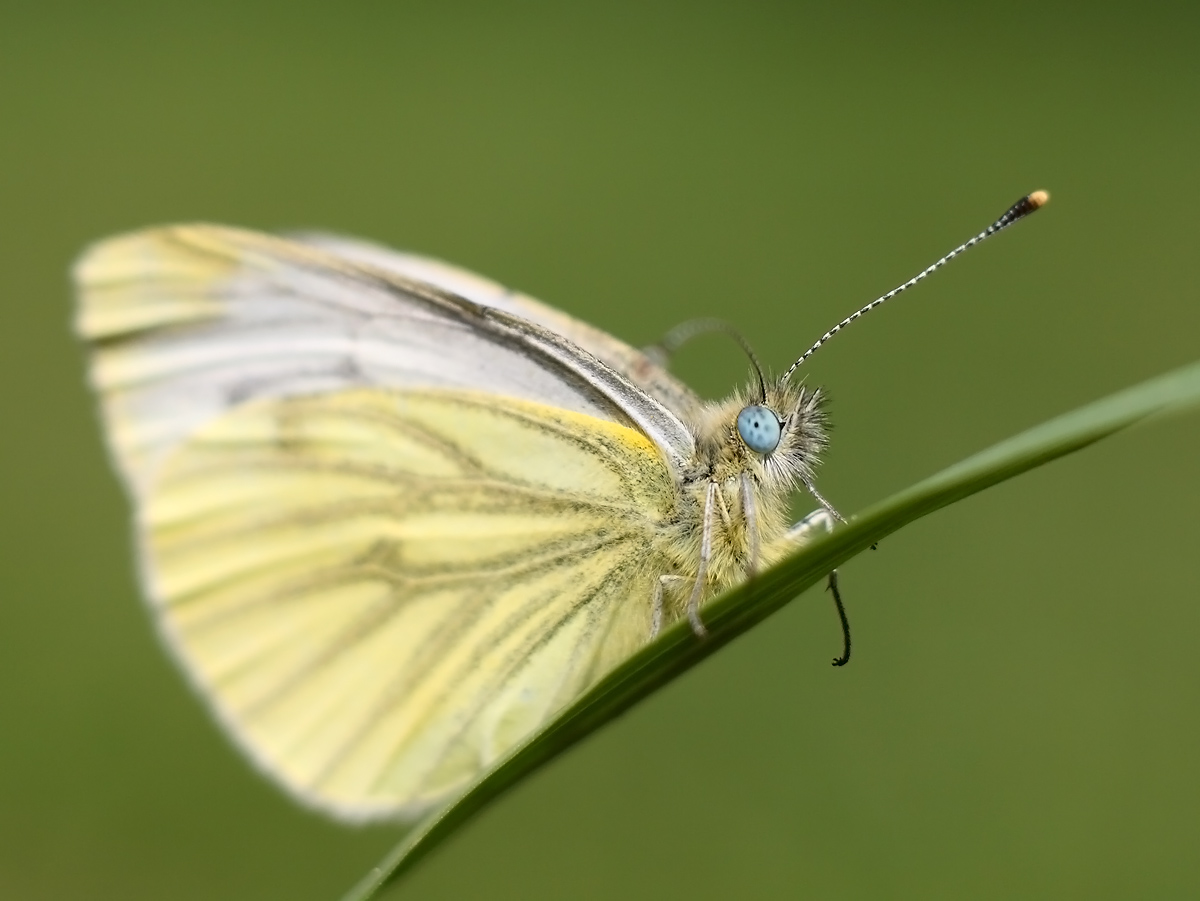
[74,225,696,499]
[144,387,675,821]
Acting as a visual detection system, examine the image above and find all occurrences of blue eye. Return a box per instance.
[736,405,782,454]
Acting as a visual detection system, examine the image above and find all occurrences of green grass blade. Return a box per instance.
[343,359,1200,901]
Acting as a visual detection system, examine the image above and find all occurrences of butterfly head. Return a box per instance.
[752,378,828,489]
[694,377,828,494]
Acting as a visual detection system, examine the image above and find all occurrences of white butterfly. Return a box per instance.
[74,191,1046,822]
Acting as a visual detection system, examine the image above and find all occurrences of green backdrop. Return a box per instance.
[2,2,1198,898]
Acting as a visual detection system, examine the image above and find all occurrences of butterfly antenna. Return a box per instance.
[782,190,1049,382]
[646,317,769,403]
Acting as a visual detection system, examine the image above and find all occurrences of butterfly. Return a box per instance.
[74,191,1046,822]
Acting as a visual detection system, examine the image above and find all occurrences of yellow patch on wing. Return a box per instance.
[144,387,676,820]
[74,227,242,489]
[73,228,233,340]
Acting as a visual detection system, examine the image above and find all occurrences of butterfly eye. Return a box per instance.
[736,405,782,455]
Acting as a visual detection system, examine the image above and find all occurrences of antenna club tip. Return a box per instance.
[1028,189,1050,209]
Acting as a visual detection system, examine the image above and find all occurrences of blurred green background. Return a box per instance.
[2,2,1198,898]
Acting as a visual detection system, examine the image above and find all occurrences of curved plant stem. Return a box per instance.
[343,359,1200,901]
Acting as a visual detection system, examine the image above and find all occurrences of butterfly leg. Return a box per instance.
[650,575,691,640]
[685,482,719,638]
[740,473,760,576]
[827,570,851,667]
[783,507,835,544]
[801,479,846,525]
[781,510,851,666]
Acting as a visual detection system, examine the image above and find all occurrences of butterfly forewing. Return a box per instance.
[293,233,706,421]
[75,226,695,498]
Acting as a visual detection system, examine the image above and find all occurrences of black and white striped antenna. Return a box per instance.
[782,190,1049,382]
[645,317,769,403]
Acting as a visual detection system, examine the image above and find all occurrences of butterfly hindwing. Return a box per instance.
[145,387,676,820]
